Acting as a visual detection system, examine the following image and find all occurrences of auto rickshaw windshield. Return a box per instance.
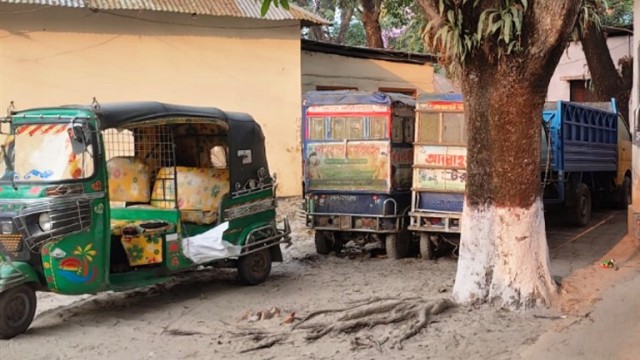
[0,123,95,182]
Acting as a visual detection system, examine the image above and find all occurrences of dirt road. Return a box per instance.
[0,199,631,360]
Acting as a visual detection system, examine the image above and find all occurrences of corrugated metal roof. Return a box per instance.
[0,0,330,25]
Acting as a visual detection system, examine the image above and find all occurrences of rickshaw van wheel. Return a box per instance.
[238,248,272,286]
[419,233,435,260]
[385,232,410,259]
[0,284,37,339]
[314,231,332,255]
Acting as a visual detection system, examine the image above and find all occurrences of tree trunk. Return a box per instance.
[580,20,633,124]
[335,0,356,44]
[358,0,384,48]
[445,0,583,308]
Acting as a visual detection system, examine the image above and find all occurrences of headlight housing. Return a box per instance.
[38,213,52,232]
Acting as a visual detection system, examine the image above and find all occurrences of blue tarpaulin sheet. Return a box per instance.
[417,93,463,102]
[303,90,415,107]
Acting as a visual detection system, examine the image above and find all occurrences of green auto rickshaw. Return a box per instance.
[0,101,290,339]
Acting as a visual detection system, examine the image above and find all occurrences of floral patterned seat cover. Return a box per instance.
[151,167,230,225]
[107,156,151,203]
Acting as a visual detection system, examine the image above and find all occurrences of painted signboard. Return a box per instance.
[306,141,390,192]
[413,145,467,191]
[416,101,464,112]
[307,104,389,114]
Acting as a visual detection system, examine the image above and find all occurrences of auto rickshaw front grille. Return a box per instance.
[0,234,22,252]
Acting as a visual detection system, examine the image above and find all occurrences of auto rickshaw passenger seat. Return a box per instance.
[151,167,230,225]
[106,156,151,204]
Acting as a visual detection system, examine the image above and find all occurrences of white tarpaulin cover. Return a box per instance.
[182,222,241,264]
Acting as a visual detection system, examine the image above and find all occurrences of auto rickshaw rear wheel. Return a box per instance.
[385,231,410,259]
[237,248,272,285]
[0,284,36,339]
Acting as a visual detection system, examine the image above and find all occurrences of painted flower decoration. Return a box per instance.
[146,236,160,245]
[128,245,144,261]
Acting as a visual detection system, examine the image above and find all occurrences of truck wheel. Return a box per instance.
[385,231,410,259]
[237,248,272,285]
[616,176,632,210]
[570,183,592,226]
[314,231,332,255]
[419,233,435,260]
[0,284,36,339]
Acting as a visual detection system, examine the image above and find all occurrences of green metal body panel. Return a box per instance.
[0,257,41,291]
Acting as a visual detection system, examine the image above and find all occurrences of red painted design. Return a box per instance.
[171,257,180,267]
[91,180,102,191]
[41,246,49,255]
[47,276,54,283]
[169,242,179,252]
[28,125,44,136]
[29,187,41,195]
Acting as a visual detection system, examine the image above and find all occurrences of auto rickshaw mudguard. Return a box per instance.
[0,260,41,292]
[270,244,283,262]
[236,220,286,262]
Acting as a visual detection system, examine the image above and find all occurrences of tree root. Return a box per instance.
[233,297,455,353]
[297,297,455,346]
[238,334,288,353]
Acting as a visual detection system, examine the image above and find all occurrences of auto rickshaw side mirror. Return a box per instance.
[69,123,92,154]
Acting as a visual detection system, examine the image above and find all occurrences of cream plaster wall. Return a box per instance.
[301,50,434,94]
[547,35,632,101]
[0,5,302,196]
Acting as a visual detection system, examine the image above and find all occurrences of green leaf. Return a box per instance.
[447,9,455,24]
[503,13,512,43]
[261,0,273,17]
[477,10,487,40]
[487,12,499,36]
[490,19,503,35]
[511,8,521,34]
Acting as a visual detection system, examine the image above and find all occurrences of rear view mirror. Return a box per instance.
[69,123,92,154]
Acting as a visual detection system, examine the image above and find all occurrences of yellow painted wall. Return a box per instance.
[301,50,434,94]
[0,5,302,196]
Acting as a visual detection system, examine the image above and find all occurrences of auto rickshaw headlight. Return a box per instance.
[38,213,52,232]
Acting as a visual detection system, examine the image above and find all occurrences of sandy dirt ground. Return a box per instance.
[0,198,634,360]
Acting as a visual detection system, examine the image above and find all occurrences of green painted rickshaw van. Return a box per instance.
[0,101,291,339]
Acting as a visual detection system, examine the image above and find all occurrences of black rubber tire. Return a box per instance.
[314,231,332,255]
[385,231,410,260]
[237,248,272,286]
[419,233,435,260]
[0,284,36,339]
[332,238,344,255]
[570,183,592,227]
[616,176,632,210]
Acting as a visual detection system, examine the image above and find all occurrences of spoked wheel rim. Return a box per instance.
[5,292,30,328]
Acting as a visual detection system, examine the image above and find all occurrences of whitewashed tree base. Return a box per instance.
[452,198,557,308]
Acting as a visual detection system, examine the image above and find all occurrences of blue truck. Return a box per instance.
[409,94,632,259]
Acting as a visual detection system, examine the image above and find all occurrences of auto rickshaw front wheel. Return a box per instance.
[237,248,272,286]
[0,284,37,339]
